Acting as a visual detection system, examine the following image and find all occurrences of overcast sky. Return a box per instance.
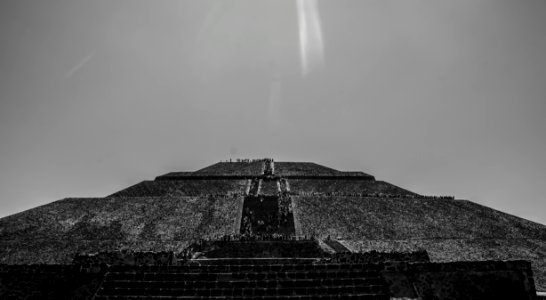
[1,0,545,225]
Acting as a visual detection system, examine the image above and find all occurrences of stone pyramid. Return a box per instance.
[0,159,544,299]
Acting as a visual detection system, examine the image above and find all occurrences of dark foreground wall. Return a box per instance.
[293,195,546,291]
[0,259,538,299]
[0,264,105,299]
[383,260,538,300]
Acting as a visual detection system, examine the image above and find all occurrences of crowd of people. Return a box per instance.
[175,193,244,198]
[293,191,454,199]
[221,158,274,163]
[154,190,453,200]
[220,233,304,242]
[263,159,274,175]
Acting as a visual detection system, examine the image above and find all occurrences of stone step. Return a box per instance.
[94,294,389,300]
[107,263,383,273]
[96,285,387,297]
[105,270,383,281]
[185,257,319,265]
[101,277,385,289]
[202,240,318,258]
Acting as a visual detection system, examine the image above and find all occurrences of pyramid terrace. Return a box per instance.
[1,159,545,299]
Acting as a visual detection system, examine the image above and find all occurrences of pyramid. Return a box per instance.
[1,159,544,299]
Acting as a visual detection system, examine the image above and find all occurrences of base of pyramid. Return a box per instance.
[0,246,539,299]
[1,159,544,298]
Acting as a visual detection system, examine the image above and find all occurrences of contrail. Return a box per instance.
[267,70,282,130]
[64,52,95,80]
[296,0,325,76]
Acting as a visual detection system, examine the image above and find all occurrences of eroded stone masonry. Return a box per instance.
[0,158,544,299]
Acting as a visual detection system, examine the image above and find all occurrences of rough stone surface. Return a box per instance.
[325,250,430,264]
[288,179,415,195]
[73,250,175,266]
[110,179,247,197]
[275,162,374,179]
[0,195,243,264]
[293,195,546,290]
[0,160,545,295]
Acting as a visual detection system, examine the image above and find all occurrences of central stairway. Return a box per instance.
[202,240,324,258]
[92,159,390,299]
[93,259,389,299]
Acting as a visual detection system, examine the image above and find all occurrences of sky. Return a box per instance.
[1,0,545,225]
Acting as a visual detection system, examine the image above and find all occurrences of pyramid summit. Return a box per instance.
[1,159,545,299]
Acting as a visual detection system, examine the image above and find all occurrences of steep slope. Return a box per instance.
[109,179,247,197]
[0,195,243,264]
[194,161,264,176]
[293,195,546,290]
[1,160,544,291]
[275,162,374,179]
[288,179,416,195]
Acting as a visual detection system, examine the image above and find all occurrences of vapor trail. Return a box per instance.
[296,0,325,76]
[64,52,95,80]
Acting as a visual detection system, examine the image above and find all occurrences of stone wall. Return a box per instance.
[0,257,539,299]
[109,179,247,197]
[325,250,430,264]
[382,260,538,300]
[73,250,175,266]
[194,162,264,176]
[0,195,243,264]
[293,195,546,291]
[0,264,104,299]
[198,240,325,258]
[288,179,415,195]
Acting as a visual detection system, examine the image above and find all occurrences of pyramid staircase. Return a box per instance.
[93,160,389,299]
[93,260,389,299]
[201,240,324,259]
